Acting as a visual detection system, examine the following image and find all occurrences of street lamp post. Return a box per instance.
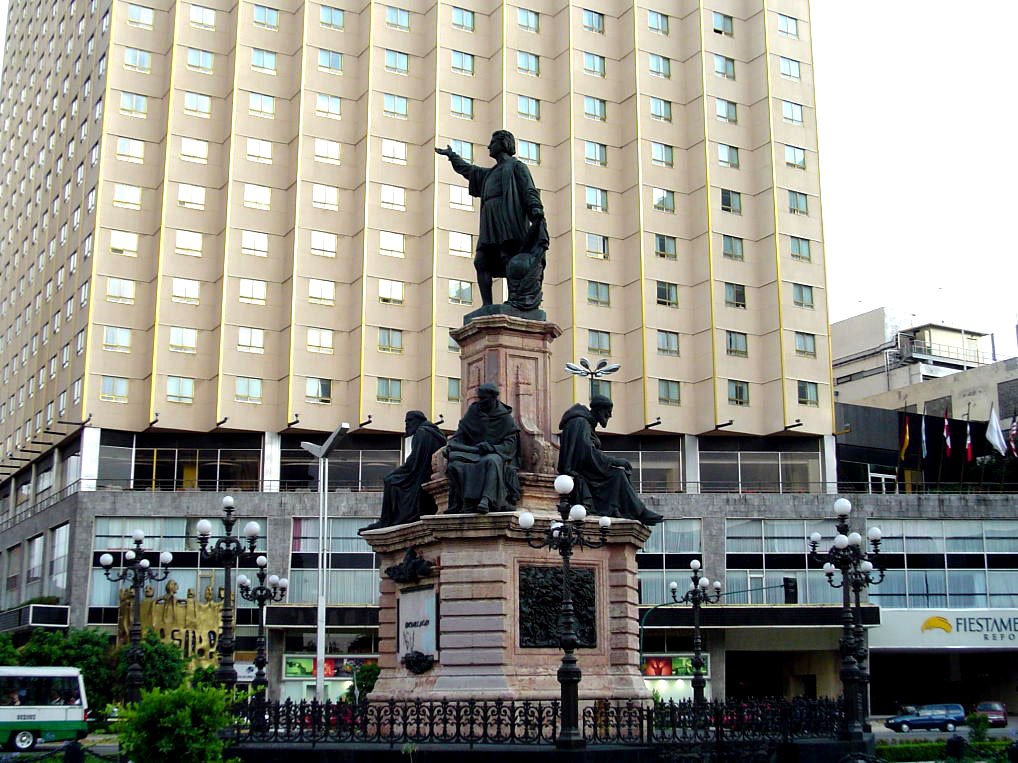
[808,497,883,741]
[517,474,611,751]
[237,556,288,693]
[99,531,173,703]
[668,560,722,706]
[196,495,262,690]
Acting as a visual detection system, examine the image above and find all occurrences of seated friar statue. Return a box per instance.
[361,411,447,532]
[445,383,521,513]
[557,394,664,526]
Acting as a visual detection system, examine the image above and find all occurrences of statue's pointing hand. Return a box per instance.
[435,145,454,157]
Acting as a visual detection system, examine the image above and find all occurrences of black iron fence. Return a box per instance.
[231,696,842,749]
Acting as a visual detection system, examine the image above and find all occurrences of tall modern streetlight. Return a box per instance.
[668,560,722,705]
[99,530,173,703]
[808,497,883,741]
[517,474,611,751]
[237,556,288,692]
[196,495,262,690]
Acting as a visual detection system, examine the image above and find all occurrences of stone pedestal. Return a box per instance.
[361,512,651,703]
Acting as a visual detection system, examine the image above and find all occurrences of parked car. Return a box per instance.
[884,703,967,733]
[973,701,1008,728]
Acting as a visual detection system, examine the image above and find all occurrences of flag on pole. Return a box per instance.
[986,404,1008,457]
[1010,413,1018,458]
[921,416,927,461]
[943,409,952,458]
[965,421,973,462]
[899,415,910,461]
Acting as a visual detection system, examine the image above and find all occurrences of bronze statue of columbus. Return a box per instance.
[436,130,550,321]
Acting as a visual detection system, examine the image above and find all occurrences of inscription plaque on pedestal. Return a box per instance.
[518,565,596,648]
[398,585,437,658]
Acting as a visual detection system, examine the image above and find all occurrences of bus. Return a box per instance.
[0,667,89,751]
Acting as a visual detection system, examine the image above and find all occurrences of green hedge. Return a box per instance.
[876,738,1013,761]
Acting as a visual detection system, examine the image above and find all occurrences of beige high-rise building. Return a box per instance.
[0,0,833,490]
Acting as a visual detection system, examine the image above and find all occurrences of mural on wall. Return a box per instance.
[117,580,223,667]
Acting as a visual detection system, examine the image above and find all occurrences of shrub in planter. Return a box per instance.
[119,686,238,763]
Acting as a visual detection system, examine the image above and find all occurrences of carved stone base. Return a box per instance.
[361,512,651,703]
[423,470,557,516]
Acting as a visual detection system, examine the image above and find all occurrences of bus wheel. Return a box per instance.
[11,730,36,751]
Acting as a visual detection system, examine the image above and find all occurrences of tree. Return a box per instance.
[119,686,238,763]
[18,628,117,709]
[0,633,18,665]
[117,630,186,695]
[344,662,380,703]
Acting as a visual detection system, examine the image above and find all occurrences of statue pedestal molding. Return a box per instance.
[361,512,651,703]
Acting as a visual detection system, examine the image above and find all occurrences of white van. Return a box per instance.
[0,666,89,751]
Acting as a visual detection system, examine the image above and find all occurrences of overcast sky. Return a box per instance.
[0,2,1013,358]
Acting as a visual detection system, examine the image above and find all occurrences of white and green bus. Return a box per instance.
[0,666,89,751]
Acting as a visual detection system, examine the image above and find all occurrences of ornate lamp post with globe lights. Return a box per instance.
[99,530,173,703]
[237,556,288,692]
[196,496,263,690]
[808,497,883,741]
[667,560,722,706]
[516,474,611,751]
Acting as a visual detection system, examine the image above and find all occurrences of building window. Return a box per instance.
[712,11,733,36]
[778,14,799,38]
[447,378,461,401]
[314,138,341,164]
[308,278,336,305]
[648,10,668,34]
[113,183,142,209]
[448,332,461,353]
[517,140,540,165]
[517,7,538,31]
[316,93,341,119]
[652,188,675,213]
[169,326,197,353]
[449,231,472,257]
[583,96,606,121]
[167,375,195,403]
[378,327,403,353]
[794,332,817,357]
[386,5,410,30]
[450,139,473,160]
[310,230,338,258]
[239,278,267,304]
[317,49,343,73]
[119,92,148,117]
[585,186,608,212]
[451,50,474,74]
[186,48,214,73]
[716,98,737,123]
[124,47,152,73]
[384,49,409,74]
[189,4,215,28]
[106,278,135,304]
[379,230,405,257]
[180,137,208,163]
[797,380,819,407]
[102,326,131,352]
[792,283,814,308]
[305,377,332,403]
[649,54,671,78]
[782,101,803,125]
[235,376,263,403]
[116,137,146,163]
[790,236,811,261]
[779,56,801,81]
[726,330,748,357]
[175,229,203,256]
[590,379,611,399]
[312,184,338,210]
[721,189,742,214]
[651,142,673,167]
[127,4,155,28]
[383,93,408,118]
[654,234,677,259]
[583,52,605,77]
[381,138,407,164]
[722,235,744,260]
[176,183,205,210]
[451,94,474,119]
[449,279,472,304]
[248,92,275,118]
[379,279,405,305]
[657,330,679,356]
[517,50,539,75]
[380,185,406,211]
[718,143,739,168]
[585,233,608,259]
[452,6,474,31]
[656,281,678,307]
[110,230,139,256]
[100,375,128,402]
[728,379,749,407]
[658,379,680,405]
[785,145,806,169]
[450,186,472,209]
[251,48,276,74]
[587,329,610,354]
[725,282,746,309]
[183,91,212,117]
[255,5,280,29]
[171,278,199,304]
[307,327,334,353]
[650,96,672,122]
[517,95,540,120]
[587,280,610,306]
[239,230,267,257]
[377,377,402,403]
[319,5,344,29]
[788,190,808,215]
[582,8,604,32]
[714,54,735,79]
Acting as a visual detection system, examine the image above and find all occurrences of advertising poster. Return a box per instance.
[641,655,707,677]
[283,656,377,679]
